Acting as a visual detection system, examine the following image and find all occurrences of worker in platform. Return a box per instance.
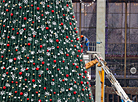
[80,35,90,53]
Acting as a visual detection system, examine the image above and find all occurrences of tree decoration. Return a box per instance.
[0,0,94,101]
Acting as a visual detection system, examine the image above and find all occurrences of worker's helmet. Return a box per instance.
[81,35,84,38]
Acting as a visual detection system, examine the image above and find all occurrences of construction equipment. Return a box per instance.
[86,51,133,102]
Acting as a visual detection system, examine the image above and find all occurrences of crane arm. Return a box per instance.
[86,53,133,102]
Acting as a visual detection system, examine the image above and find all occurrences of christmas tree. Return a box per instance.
[0,0,94,102]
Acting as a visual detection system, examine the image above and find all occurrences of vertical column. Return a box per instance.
[96,0,106,102]
[107,94,109,102]
[124,2,127,86]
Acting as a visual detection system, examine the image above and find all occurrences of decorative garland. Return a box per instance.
[80,0,95,7]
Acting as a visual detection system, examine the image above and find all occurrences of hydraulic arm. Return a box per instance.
[86,53,133,102]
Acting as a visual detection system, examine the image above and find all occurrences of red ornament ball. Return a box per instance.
[15,91,17,93]
[63,14,65,16]
[19,6,22,9]
[27,98,29,100]
[53,92,56,94]
[28,43,31,46]
[13,58,17,61]
[7,44,10,47]
[3,86,6,89]
[11,13,13,16]
[1,55,4,58]
[66,4,69,7]
[31,4,33,7]
[76,66,79,68]
[32,79,35,82]
[43,87,46,90]
[15,49,18,52]
[40,45,43,48]
[3,67,5,69]
[19,72,22,75]
[84,70,87,73]
[73,91,76,94]
[24,17,27,20]
[51,10,54,13]
[61,22,63,25]
[57,68,60,71]
[53,60,56,63]
[24,78,27,81]
[76,38,79,41]
[33,63,35,65]
[50,99,52,101]
[6,9,9,12]
[47,5,49,7]
[46,27,49,30]
[81,81,83,84]
[66,36,68,39]
[66,74,69,77]
[66,54,69,56]
[16,32,19,34]
[36,67,39,71]
[6,72,8,74]
[38,99,41,102]
[42,61,45,64]
[41,14,44,16]
[56,39,59,42]
[20,92,23,95]
[37,7,40,10]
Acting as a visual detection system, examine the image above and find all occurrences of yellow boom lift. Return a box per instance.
[85,51,132,102]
